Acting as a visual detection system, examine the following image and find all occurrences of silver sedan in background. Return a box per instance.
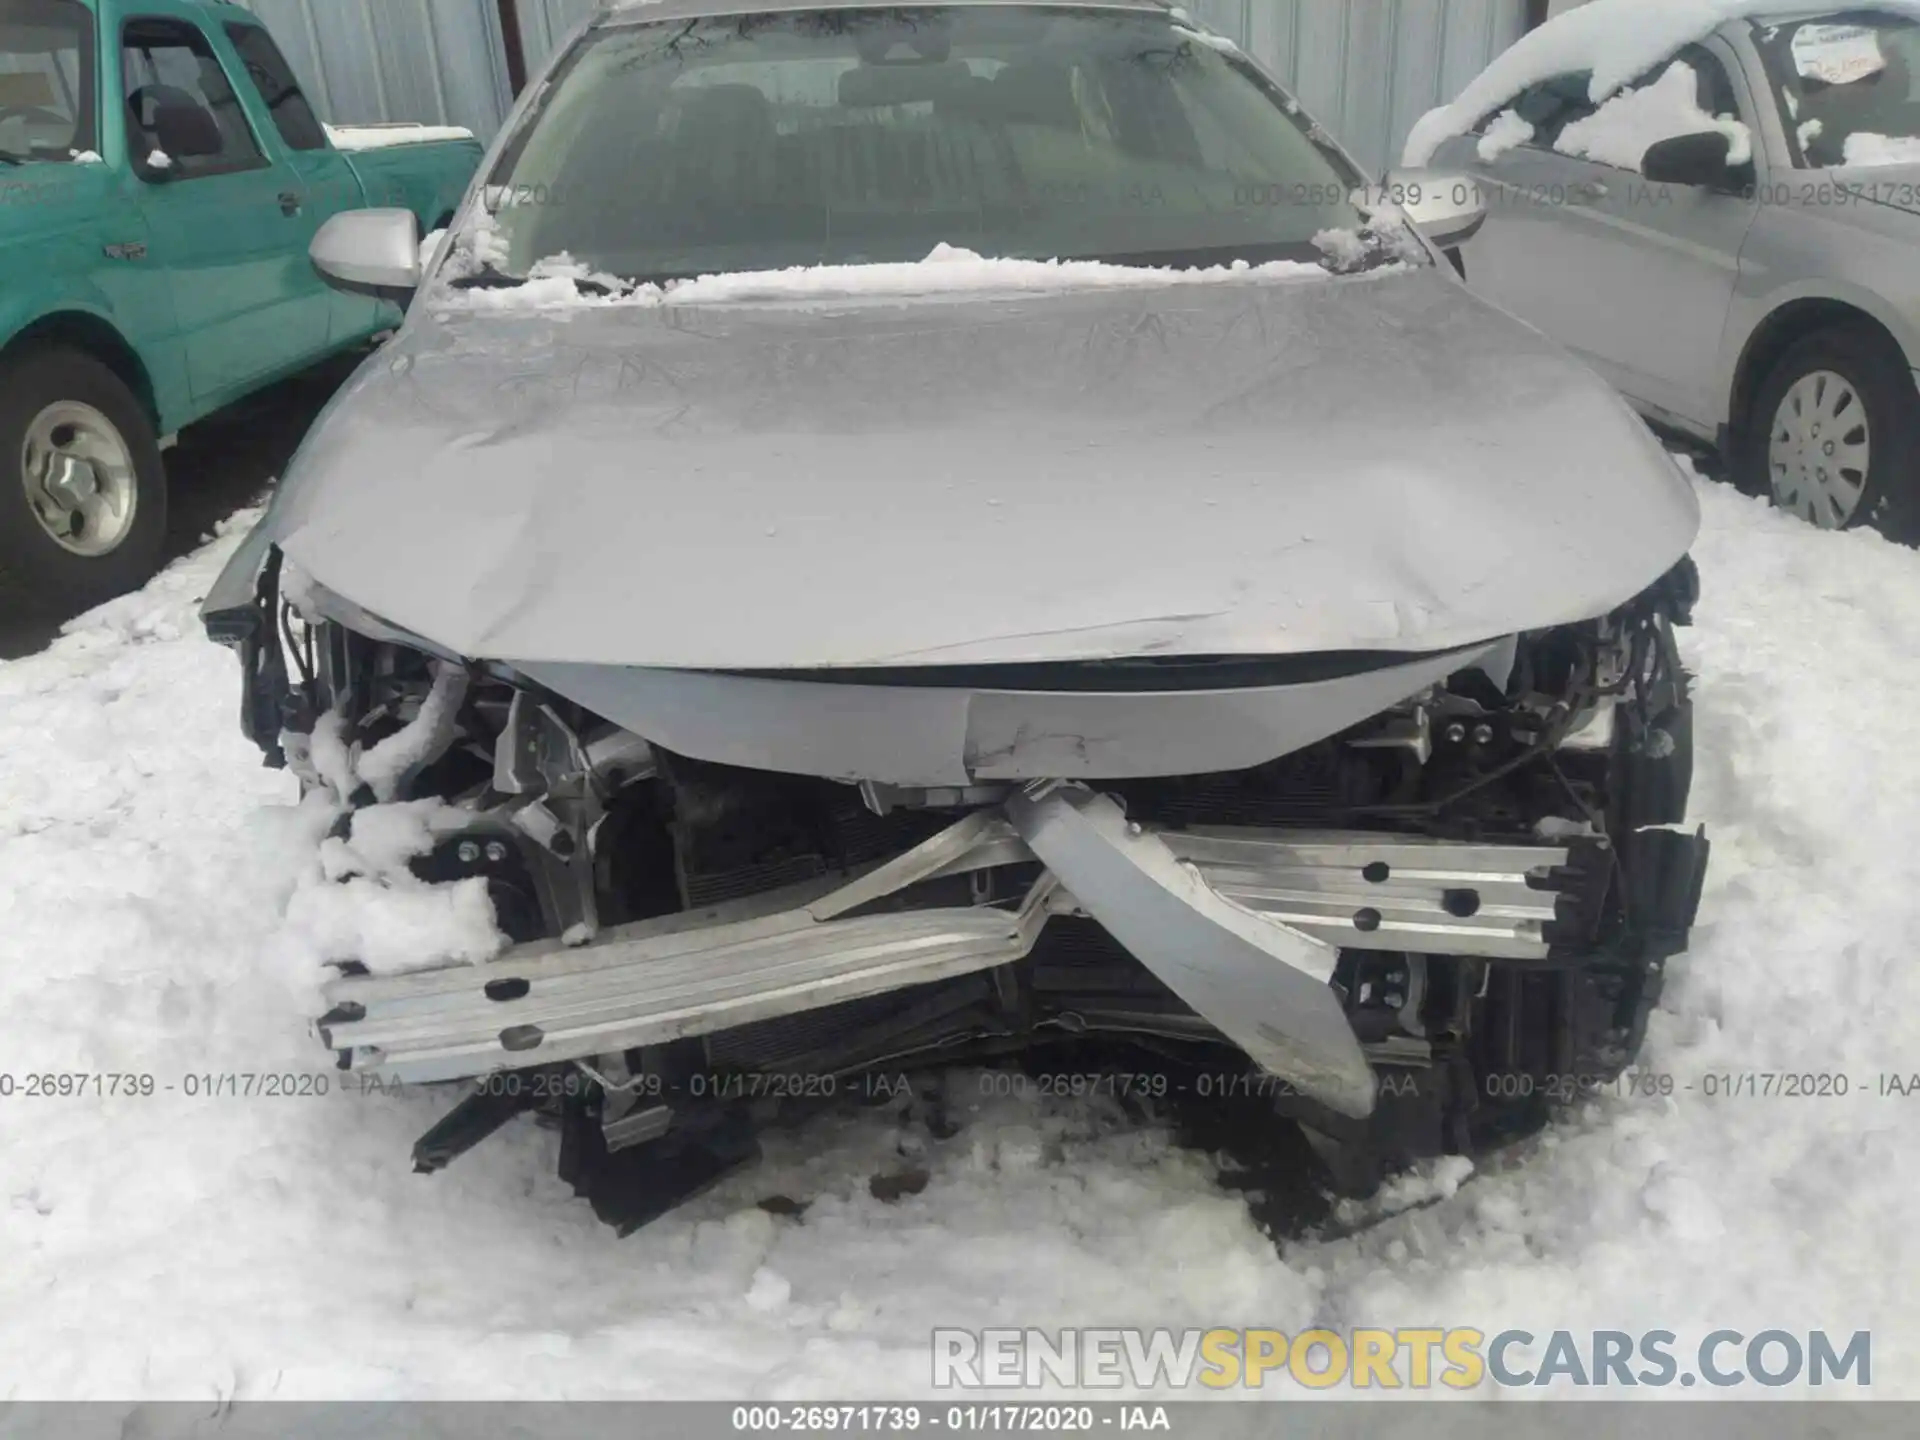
[1420,5,1920,537]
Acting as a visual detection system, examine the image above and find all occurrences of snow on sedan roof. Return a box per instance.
[1403,0,1920,166]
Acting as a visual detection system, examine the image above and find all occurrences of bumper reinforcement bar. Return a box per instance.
[318,785,1605,1116]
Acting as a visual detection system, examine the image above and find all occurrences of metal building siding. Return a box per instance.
[515,0,603,62]
[228,0,514,137]
[227,0,1528,176]
[1178,0,1529,174]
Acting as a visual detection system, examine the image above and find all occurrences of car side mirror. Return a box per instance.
[1382,169,1489,250]
[150,96,224,160]
[312,208,422,305]
[1641,130,1735,187]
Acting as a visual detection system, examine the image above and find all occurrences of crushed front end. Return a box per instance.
[207,553,1709,1233]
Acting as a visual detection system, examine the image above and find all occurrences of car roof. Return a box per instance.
[598,0,1173,30]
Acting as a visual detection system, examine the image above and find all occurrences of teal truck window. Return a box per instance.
[122,15,263,177]
[224,21,326,152]
[0,0,97,160]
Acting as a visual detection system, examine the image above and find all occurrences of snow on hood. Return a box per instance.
[1402,0,1920,166]
[1475,108,1537,162]
[248,265,1698,673]
[436,244,1342,314]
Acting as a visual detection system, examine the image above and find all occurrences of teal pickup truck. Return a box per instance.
[0,0,480,610]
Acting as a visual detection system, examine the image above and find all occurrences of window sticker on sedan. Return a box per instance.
[1791,24,1887,86]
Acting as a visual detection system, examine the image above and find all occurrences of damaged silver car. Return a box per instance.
[204,0,1710,1231]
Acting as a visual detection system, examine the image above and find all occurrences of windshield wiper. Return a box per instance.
[0,150,27,167]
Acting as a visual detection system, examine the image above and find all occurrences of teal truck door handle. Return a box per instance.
[278,190,302,216]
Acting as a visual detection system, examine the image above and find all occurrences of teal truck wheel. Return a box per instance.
[0,345,166,608]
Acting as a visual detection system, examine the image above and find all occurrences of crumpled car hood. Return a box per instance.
[256,267,1698,670]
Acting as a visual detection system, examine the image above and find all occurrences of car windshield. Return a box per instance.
[0,0,94,164]
[1753,10,1920,167]
[472,4,1378,283]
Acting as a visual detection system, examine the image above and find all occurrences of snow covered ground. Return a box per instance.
[2,471,1916,1400]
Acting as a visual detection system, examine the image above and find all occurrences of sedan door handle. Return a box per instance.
[1570,180,1609,204]
[278,191,303,217]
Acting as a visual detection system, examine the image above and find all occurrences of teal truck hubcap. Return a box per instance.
[20,400,139,558]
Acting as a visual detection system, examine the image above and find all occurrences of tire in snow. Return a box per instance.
[0,346,168,613]
[1740,324,1920,541]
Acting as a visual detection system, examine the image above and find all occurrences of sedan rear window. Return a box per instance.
[478,5,1372,282]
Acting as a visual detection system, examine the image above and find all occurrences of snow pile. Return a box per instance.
[321,798,473,879]
[295,663,468,806]
[285,797,504,979]
[4,471,1920,1398]
[1844,131,1920,165]
[1554,62,1752,169]
[1330,1155,1478,1231]
[440,243,1339,314]
[1402,0,1920,165]
[1476,108,1535,161]
[324,122,475,151]
[1311,228,1372,270]
[355,664,469,803]
[278,663,500,978]
[285,865,501,978]
[1169,10,1245,57]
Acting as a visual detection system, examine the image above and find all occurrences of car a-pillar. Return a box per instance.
[0,337,167,612]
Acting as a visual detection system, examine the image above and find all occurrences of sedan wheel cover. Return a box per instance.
[1768,369,1871,529]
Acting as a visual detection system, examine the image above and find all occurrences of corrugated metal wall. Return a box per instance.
[514,0,603,65]
[228,0,516,138]
[1185,0,1531,174]
[231,0,1528,177]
